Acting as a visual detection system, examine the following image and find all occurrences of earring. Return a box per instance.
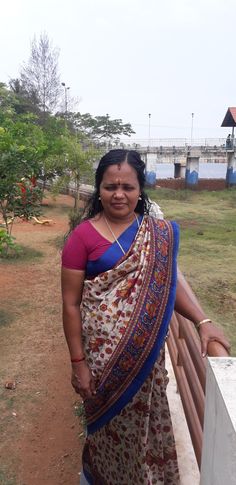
[98,196,101,200]
[138,195,142,200]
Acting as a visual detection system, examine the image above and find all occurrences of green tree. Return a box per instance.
[38,115,70,192]
[52,137,98,209]
[68,112,135,141]
[9,78,41,116]
[0,110,44,233]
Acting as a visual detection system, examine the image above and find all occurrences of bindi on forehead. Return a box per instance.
[117,163,121,171]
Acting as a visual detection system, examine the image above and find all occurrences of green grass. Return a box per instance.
[0,469,17,485]
[0,310,13,328]
[0,245,43,264]
[50,234,65,250]
[147,188,236,354]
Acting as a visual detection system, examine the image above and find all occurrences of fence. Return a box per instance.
[117,138,227,148]
[167,271,229,469]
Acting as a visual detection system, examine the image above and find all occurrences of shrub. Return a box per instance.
[0,229,21,257]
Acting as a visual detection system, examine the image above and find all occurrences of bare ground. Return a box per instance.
[0,194,83,485]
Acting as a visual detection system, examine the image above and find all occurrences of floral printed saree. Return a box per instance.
[80,216,180,484]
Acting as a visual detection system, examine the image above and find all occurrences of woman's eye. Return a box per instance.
[103,185,135,191]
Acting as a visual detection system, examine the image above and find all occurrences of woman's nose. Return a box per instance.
[114,188,124,198]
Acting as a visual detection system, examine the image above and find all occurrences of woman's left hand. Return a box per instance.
[198,321,231,357]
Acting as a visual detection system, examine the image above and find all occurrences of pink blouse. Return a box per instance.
[61,220,112,270]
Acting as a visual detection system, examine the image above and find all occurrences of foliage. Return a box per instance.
[20,32,62,113]
[13,183,43,220]
[8,78,41,116]
[67,112,135,141]
[68,207,84,232]
[38,116,69,188]
[0,84,70,226]
[0,229,21,257]
[52,138,97,209]
[0,107,45,232]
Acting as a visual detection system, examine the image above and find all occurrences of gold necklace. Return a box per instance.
[103,213,140,255]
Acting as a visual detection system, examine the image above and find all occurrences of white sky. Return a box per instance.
[1,0,235,141]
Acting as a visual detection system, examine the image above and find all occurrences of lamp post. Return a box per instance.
[61,82,70,115]
[190,112,194,147]
[106,113,109,150]
[148,113,151,148]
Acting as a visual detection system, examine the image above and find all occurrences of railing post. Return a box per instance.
[185,149,200,187]
[226,149,236,187]
[200,358,236,484]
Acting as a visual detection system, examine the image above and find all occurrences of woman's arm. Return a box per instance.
[174,270,230,357]
[61,267,96,399]
[61,267,85,359]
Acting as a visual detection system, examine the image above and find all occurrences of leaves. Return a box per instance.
[68,112,135,140]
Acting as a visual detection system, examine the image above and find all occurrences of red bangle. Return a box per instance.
[71,356,85,363]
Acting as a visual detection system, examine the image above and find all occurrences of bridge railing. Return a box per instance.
[167,272,229,469]
[117,137,227,148]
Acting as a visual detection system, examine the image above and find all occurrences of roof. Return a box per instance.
[221,107,236,127]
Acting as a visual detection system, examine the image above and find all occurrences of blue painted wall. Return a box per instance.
[146,171,157,186]
[226,167,236,185]
[185,169,198,185]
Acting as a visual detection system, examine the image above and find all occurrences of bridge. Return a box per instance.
[106,137,229,164]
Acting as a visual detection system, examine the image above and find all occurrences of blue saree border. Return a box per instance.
[83,468,93,485]
[87,220,179,435]
[86,215,143,278]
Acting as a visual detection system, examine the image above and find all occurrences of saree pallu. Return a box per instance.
[81,216,180,485]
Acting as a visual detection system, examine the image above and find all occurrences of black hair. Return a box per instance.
[85,149,151,219]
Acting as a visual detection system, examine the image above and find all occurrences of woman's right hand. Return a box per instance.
[71,361,96,400]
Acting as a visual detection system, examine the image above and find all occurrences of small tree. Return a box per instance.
[52,138,97,209]
[38,115,70,192]
[0,113,44,233]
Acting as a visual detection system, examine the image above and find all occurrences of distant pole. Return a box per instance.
[148,113,151,147]
[61,82,70,115]
[191,112,194,147]
[106,113,109,151]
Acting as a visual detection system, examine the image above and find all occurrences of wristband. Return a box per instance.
[71,356,85,363]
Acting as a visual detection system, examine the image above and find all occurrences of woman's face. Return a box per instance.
[99,161,140,220]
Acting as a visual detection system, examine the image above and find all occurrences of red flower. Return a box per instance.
[100,304,107,312]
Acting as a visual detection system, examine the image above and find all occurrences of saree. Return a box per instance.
[80,216,180,484]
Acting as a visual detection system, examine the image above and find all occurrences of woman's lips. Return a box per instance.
[111,203,126,208]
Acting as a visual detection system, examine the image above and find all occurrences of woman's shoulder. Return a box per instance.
[65,220,93,246]
[148,215,179,231]
[72,219,91,234]
[69,218,103,244]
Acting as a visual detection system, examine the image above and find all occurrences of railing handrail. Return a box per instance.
[167,272,229,469]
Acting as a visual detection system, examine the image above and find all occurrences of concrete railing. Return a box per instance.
[167,272,229,469]
[200,357,236,485]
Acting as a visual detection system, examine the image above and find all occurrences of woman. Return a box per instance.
[61,149,230,485]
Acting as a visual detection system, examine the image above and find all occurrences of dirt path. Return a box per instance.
[0,195,83,485]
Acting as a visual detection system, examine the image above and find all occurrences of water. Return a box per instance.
[154,162,227,179]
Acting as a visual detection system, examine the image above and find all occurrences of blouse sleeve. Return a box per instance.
[61,224,88,270]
